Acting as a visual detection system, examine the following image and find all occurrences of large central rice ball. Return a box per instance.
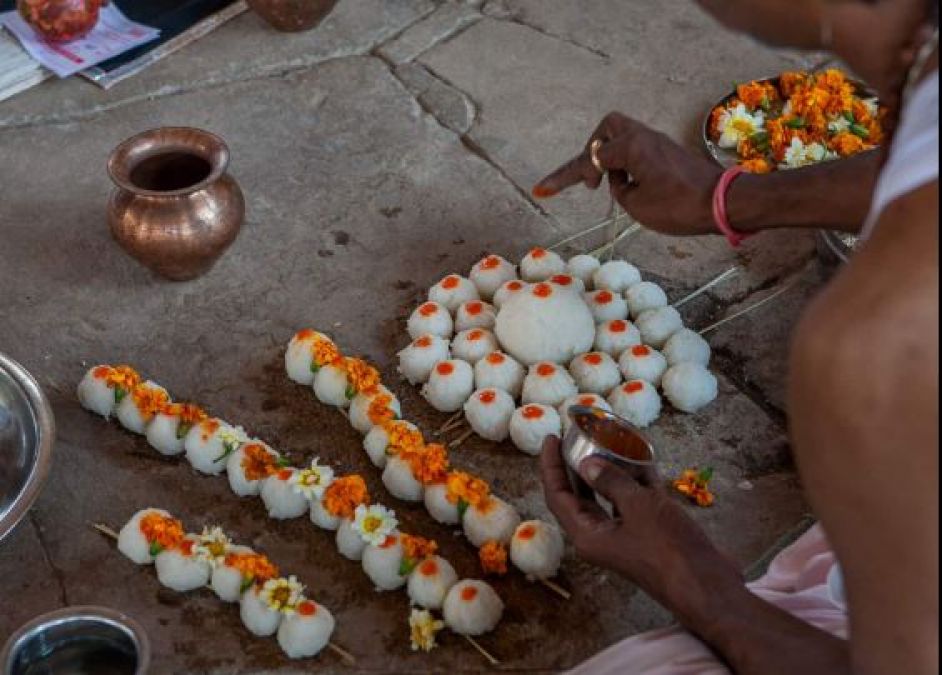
[494,282,595,366]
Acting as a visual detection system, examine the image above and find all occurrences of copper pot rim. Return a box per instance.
[107,126,230,198]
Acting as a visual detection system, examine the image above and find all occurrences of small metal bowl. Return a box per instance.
[561,405,656,474]
[1,606,150,675]
[0,353,55,544]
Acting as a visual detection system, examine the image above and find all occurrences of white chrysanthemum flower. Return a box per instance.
[862,97,879,118]
[260,575,305,615]
[290,458,335,500]
[193,526,231,568]
[782,138,838,169]
[717,103,765,149]
[352,504,398,546]
[828,115,851,135]
[409,608,445,652]
[217,425,250,458]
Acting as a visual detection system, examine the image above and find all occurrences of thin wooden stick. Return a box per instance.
[589,222,641,258]
[435,410,464,435]
[92,522,119,541]
[548,211,628,251]
[699,280,799,336]
[327,641,356,665]
[672,265,742,309]
[465,634,500,666]
[540,578,572,600]
[448,428,474,449]
[437,418,467,436]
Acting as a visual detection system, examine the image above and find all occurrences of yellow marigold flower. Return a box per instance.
[445,471,491,511]
[225,552,279,587]
[409,609,445,652]
[311,335,341,370]
[323,475,370,519]
[139,513,184,554]
[479,540,509,576]
[104,365,141,393]
[368,393,398,426]
[383,420,424,456]
[401,534,438,565]
[343,358,381,397]
[401,443,450,486]
[740,158,773,174]
[131,384,169,420]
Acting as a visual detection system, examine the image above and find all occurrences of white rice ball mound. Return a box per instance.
[146,411,187,456]
[636,306,684,349]
[455,301,497,332]
[558,394,611,435]
[473,351,525,398]
[336,518,368,561]
[363,420,422,469]
[548,273,586,294]
[155,537,211,592]
[451,328,500,365]
[350,386,402,435]
[584,289,629,323]
[519,247,566,282]
[566,255,601,290]
[443,580,504,636]
[277,602,335,659]
[429,274,480,313]
[662,329,712,367]
[240,587,282,637]
[211,544,255,602]
[463,388,515,442]
[184,419,235,476]
[398,334,451,385]
[407,555,459,610]
[313,362,351,408]
[77,366,117,418]
[521,362,578,407]
[117,508,173,565]
[492,279,529,310]
[115,381,168,435]
[510,521,565,580]
[227,442,280,498]
[618,345,669,387]
[662,363,718,413]
[424,482,460,525]
[260,470,310,520]
[469,255,517,301]
[382,455,424,502]
[422,360,474,413]
[625,281,669,319]
[463,497,521,547]
[509,404,561,456]
[284,330,333,386]
[568,352,622,396]
[607,380,662,428]
[495,282,595,366]
[310,496,342,531]
[592,260,642,294]
[407,301,454,341]
[594,319,642,358]
[362,533,407,591]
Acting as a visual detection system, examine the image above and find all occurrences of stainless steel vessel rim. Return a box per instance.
[566,404,656,465]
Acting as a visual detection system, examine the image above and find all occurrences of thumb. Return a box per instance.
[578,457,641,509]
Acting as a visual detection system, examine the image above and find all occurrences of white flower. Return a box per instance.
[717,103,765,149]
[260,575,305,614]
[290,457,335,500]
[218,425,250,452]
[409,609,444,652]
[193,526,231,567]
[828,115,851,135]
[782,138,839,169]
[352,503,398,546]
[862,97,879,118]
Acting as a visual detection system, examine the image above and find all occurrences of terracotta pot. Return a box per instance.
[17,0,106,42]
[246,0,339,32]
[107,128,245,282]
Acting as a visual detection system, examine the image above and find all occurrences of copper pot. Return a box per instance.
[107,127,244,282]
[246,0,338,32]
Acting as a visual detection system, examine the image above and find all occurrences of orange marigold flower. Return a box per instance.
[224,552,279,586]
[672,468,715,508]
[816,68,848,93]
[343,358,381,397]
[779,71,810,97]
[241,443,279,481]
[383,420,424,457]
[312,336,342,369]
[479,540,508,576]
[105,365,141,392]
[401,534,438,563]
[740,158,773,174]
[829,132,867,157]
[709,105,727,139]
[736,80,778,111]
[160,402,207,425]
[445,471,490,510]
[368,393,397,426]
[736,138,765,161]
[139,513,185,553]
[401,443,450,486]
[131,384,169,420]
[323,475,369,518]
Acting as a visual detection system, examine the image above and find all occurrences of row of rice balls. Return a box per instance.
[77,365,536,639]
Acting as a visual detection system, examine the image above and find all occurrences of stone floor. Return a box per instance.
[0,1,836,672]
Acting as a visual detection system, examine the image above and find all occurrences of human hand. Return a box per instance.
[532,112,722,236]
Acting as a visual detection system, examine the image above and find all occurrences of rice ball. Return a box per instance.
[464,388,515,442]
[473,351,525,398]
[521,362,578,407]
[455,301,497,332]
[145,408,188,457]
[115,380,169,435]
[408,555,459,610]
[566,254,601,290]
[568,352,621,396]
[662,363,718,413]
[662,329,712,367]
[398,334,451,385]
[424,482,461,525]
[592,260,641,294]
[429,275,479,313]
[260,468,310,520]
[607,380,662,428]
[492,279,529,310]
[618,345,668,387]
[520,247,566,282]
[594,319,642,358]
[495,282,596,366]
[625,281,668,319]
[469,255,517,300]
[636,306,684,349]
[313,362,351,408]
[349,385,401,435]
[382,456,424,502]
[443,580,504,636]
[155,535,211,592]
[336,518,368,561]
[310,496,342,531]
[463,497,521,547]
[227,442,280,498]
[240,586,283,637]
[362,533,407,591]
[117,508,174,565]
[451,328,500,365]
[548,273,586,294]
[509,404,561,456]
[363,420,422,469]
[76,365,119,418]
[510,521,565,580]
[407,302,454,341]
[285,329,334,386]
[184,419,241,476]
[422,360,474,413]
[277,600,335,659]
[584,289,629,323]
[558,394,611,435]
[210,544,255,602]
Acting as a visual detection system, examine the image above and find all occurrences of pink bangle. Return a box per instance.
[712,166,751,248]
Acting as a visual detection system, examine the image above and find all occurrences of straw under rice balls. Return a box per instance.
[407,302,454,341]
[443,580,504,636]
[662,328,712,367]
[407,555,459,610]
[520,247,566,282]
[584,289,629,323]
[469,255,517,300]
[455,301,497,332]
[398,334,451,385]
[509,404,561,456]
[607,380,662,428]
[422,360,474,413]
[155,535,211,592]
[473,351,525,398]
[463,497,521,547]
[277,600,335,659]
[662,363,718,413]
[618,345,668,387]
[313,362,351,408]
[463,388,516,442]
[625,281,669,319]
[521,362,578,407]
[558,394,611,435]
[424,482,461,525]
[566,254,601,290]
[592,260,641,294]
[568,352,621,396]
[636,306,684,349]
[510,521,564,580]
[429,274,479,313]
[382,456,424,502]
[362,533,407,591]
[593,319,642,358]
[451,328,499,365]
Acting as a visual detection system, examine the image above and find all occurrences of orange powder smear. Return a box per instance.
[461,586,479,602]
[522,405,545,420]
[298,600,317,616]
[594,290,614,305]
[380,534,399,549]
[323,475,370,518]
[442,276,460,290]
[295,328,317,341]
[465,302,484,315]
[530,247,547,259]
[485,352,506,365]
[550,274,573,286]
[277,468,293,481]
[609,320,628,334]
[179,539,196,556]
[436,362,455,376]
[578,396,598,407]
[92,365,112,379]
[414,336,433,348]
[199,418,221,442]
[536,363,556,377]
[419,303,439,317]
[517,524,537,541]
[467,330,485,342]
[241,444,279,481]
[625,381,644,394]
[583,353,603,366]
[532,283,553,298]
[418,558,440,576]
[506,281,524,291]
[478,390,497,404]
[481,256,501,270]
[631,345,651,357]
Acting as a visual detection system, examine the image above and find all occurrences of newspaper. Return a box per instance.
[0,31,48,102]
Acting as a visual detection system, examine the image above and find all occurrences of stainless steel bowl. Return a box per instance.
[1,606,150,675]
[0,353,55,543]
[561,406,656,473]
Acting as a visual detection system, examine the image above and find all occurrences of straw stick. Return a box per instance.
[435,411,464,436]
[448,428,474,449]
[589,222,641,258]
[698,280,799,336]
[672,266,742,309]
[92,522,120,540]
[541,578,572,600]
[465,635,501,666]
[327,641,357,665]
[548,211,629,251]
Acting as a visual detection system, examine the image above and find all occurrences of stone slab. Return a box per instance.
[378,2,482,65]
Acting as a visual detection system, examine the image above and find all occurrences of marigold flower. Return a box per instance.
[311,336,342,370]
[736,80,778,111]
[139,513,184,554]
[368,393,398,426]
[401,534,438,568]
[445,471,491,513]
[401,443,450,486]
[829,132,867,157]
[383,420,424,456]
[225,552,279,587]
[104,365,141,396]
[323,475,370,518]
[672,468,715,508]
[478,540,509,576]
[241,443,279,481]
[343,358,381,398]
[409,609,445,652]
[131,384,169,420]
[740,158,772,174]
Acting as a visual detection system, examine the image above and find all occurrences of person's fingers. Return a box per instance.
[533,153,601,198]
[609,170,641,216]
[539,438,610,534]
[578,456,642,512]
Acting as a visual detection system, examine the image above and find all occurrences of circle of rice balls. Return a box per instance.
[455,300,497,332]
[594,319,642,358]
[492,279,529,310]
[398,334,451,385]
[363,419,422,469]
[424,482,461,525]
[261,468,311,520]
[422,360,475,413]
[635,306,684,349]
[285,329,334,386]
[155,534,211,592]
[618,344,668,387]
[117,507,175,565]
[548,273,586,294]
[429,274,480,313]
[227,441,280,497]
[407,301,454,341]
[607,380,662,428]
[116,380,169,435]
[662,363,718,413]
[277,599,336,659]
[558,393,611,435]
[463,496,521,547]
[464,388,516,442]
[362,532,407,591]
[473,351,525,398]
[313,361,352,408]
[443,580,504,636]
[592,260,642,294]
[662,328,712,367]
[495,282,596,366]
[451,328,500,365]
[510,520,565,580]
[625,281,669,319]
[521,362,578,407]
[336,517,368,561]
[349,385,402,435]
[408,555,459,610]
[566,254,601,290]
[509,404,561,455]
[568,352,622,396]
[584,289,630,323]
[519,247,566,282]
[382,455,424,502]
[469,255,517,300]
